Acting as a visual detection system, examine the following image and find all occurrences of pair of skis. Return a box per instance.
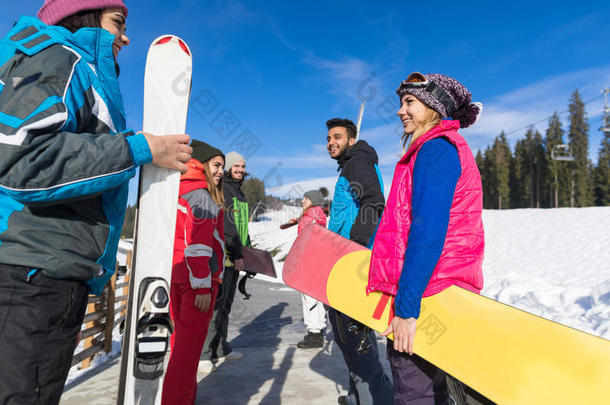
[117,35,192,405]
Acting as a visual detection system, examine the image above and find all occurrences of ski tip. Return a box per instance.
[153,35,172,46]
[152,35,191,56]
[178,39,190,56]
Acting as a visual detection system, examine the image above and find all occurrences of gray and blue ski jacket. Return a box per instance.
[0,17,152,294]
[328,140,384,247]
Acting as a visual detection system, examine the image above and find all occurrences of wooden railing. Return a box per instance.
[72,250,132,369]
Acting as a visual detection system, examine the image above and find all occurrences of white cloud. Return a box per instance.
[359,122,402,142]
[301,52,384,106]
[462,65,610,151]
[248,149,336,170]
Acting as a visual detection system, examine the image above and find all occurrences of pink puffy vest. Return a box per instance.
[368,120,484,298]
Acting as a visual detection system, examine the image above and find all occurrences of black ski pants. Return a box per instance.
[328,307,394,405]
[200,266,239,360]
[387,339,496,405]
[0,264,88,405]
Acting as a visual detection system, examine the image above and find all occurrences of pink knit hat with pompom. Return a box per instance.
[38,0,128,26]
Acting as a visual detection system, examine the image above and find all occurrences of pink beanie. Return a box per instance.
[38,0,128,26]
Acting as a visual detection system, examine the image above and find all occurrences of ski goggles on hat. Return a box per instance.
[398,72,456,116]
[402,72,429,87]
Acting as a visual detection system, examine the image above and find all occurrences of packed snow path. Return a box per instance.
[61,279,390,404]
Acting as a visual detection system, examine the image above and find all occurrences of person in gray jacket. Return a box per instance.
[0,2,190,403]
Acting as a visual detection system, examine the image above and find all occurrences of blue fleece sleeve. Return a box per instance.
[395,137,461,319]
[126,132,153,166]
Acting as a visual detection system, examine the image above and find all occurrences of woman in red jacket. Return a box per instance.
[162,141,226,405]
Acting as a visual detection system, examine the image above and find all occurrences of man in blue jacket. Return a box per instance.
[326,118,393,405]
[0,2,191,403]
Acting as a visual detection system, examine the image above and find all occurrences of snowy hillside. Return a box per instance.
[481,207,610,339]
[266,176,339,200]
[250,206,610,339]
[266,175,393,199]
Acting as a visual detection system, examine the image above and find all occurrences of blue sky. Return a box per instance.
[5,1,610,201]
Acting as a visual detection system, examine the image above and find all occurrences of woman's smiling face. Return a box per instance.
[397,94,429,136]
[100,8,129,58]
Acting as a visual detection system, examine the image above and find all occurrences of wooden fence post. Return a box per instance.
[122,249,132,319]
[72,247,134,367]
[104,268,117,353]
[81,300,97,369]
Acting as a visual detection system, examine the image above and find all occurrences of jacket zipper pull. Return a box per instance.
[26,269,40,283]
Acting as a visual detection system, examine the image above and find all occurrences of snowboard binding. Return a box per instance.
[133,277,173,380]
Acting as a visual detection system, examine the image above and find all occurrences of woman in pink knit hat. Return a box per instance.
[0,1,191,403]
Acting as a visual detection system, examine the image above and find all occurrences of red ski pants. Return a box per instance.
[162,283,217,405]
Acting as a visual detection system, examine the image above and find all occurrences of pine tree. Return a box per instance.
[532,130,546,208]
[482,146,494,209]
[475,150,490,208]
[544,112,569,207]
[509,128,545,208]
[594,132,610,205]
[510,138,527,208]
[242,177,267,220]
[488,132,512,209]
[568,90,593,206]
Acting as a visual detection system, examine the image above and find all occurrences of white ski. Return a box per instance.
[117,35,192,405]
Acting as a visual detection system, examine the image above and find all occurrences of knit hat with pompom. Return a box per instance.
[397,73,482,128]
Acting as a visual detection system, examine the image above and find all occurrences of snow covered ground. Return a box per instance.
[249,205,610,339]
[481,207,610,339]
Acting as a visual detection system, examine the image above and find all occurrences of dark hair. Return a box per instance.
[56,9,102,33]
[326,118,357,139]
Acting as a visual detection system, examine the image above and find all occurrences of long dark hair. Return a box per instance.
[56,9,121,75]
[56,9,102,33]
[203,159,225,208]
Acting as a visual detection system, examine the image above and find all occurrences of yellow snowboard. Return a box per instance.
[283,224,610,404]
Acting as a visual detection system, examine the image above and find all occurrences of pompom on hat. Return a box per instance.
[38,0,128,26]
[396,72,482,128]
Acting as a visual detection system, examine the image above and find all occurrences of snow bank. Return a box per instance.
[250,205,610,339]
[481,207,610,339]
[248,205,301,283]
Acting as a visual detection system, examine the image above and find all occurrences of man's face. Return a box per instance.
[327,126,355,159]
[230,161,246,181]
